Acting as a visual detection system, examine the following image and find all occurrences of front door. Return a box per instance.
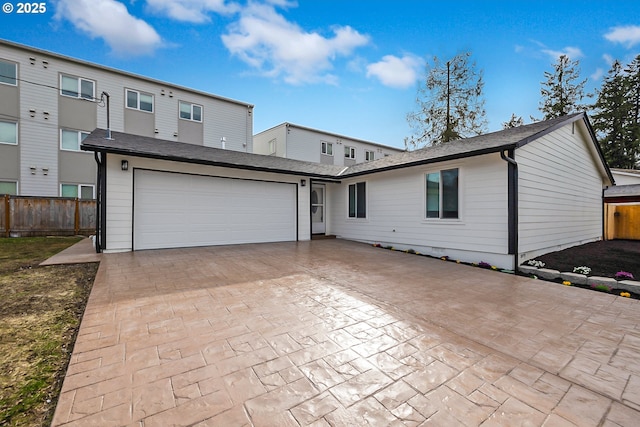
[311,184,326,234]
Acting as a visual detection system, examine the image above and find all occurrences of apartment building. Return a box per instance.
[0,39,254,198]
[253,122,404,166]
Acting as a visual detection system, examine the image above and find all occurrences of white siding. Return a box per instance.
[611,171,640,185]
[517,122,604,263]
[328,154,512,268]
[253,125,287,156]
[103,154,309,252]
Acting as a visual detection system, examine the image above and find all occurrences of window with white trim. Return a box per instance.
[126,89,153,112]
[179,101,202,122]
[268,138,277,155]
[0,59,17,86]
[60,129,89,151]
[61,184,94,199]
[0,181,17,195]
[426,168,459,219]
[0,120,17,145]
[365,150,375,162]
[60,74,94,100]
[348,182,366,218]
[321,141,333,156]
[345,146,356,159]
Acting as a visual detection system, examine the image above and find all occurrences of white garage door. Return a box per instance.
[133,170,297,250]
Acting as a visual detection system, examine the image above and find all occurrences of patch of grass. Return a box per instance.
[0,237,97,427]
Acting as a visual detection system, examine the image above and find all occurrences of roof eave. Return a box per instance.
[81,143,342,181]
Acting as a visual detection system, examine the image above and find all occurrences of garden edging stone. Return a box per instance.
[534,268,561,280]
[560,272,588,285]
[617,280,640,293]
[587,276,618,287]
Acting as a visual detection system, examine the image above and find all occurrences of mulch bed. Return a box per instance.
[532,239,640,279]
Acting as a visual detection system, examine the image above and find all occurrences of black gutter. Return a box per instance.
[500,149,518,266]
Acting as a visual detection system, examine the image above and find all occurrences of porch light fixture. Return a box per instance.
[300,179,306,187]
[121,160,129,171]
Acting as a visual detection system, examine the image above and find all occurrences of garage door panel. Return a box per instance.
[134,170,296,250]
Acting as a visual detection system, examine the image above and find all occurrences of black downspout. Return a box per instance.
[500,149,518,268]
[93,151,107,253]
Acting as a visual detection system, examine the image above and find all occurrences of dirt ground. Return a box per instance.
[532,239,640,279]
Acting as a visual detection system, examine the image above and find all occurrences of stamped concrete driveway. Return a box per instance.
[52,240,640,426]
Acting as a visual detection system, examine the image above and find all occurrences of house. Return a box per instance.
[253,122,403,165]
[81,112,613,270]
[604,170,640,240]
[0,39,253,198]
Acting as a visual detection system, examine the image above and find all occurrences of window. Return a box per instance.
[268,138,277,155]
[60,129,89,151]
[0,121,17,145]
[365,150,375,162]
[345,146,356,159]
[126,89,153,112]
[321,141,333,156]
[179,101,202,122]
[0,181,17,195]
[61,184,94,199]
[60,74,94,99]
[348,182,366,218]
[426,168,459,219]
[0,59,17,86]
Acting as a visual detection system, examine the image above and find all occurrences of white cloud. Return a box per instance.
[221,2,369,84]
[604,25,640,48]
[54,0,162,56]
[591,68,604,81]
[366,54,422,89]
[602,53,614,66]
[144,0,240,23]
[541,46,584,61]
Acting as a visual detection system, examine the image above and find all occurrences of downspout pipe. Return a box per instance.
[500,149,518,269]
[93,151,102,253]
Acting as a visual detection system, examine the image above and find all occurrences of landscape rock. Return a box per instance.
[560,272,588,285]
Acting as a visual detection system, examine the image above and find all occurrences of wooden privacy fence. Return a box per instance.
[1,195,96,237]
[605,203,640,240]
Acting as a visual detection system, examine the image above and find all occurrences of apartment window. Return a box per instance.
[426,168,459,219]
[179,101,202,122]
[126,89,153,112]
[60,129,89,151]
[268,138,277,155]
[61,184,94,199]
[348,182,366,218]
[365,150,375,162]
[345,146,356,159]
[321,141,333,156]
[0,59,17,86]
[0,120,17,145]
[0,181,17,195]
[60,74,94,100]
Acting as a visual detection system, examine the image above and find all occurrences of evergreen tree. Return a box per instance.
[592,57,640,168]
[406,52,487,148]
[625,55,640,167]
[539,55,587,119]
[502,113,524,129]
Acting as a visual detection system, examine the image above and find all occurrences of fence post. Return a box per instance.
[4,195,9,238]
[74,198,80,235]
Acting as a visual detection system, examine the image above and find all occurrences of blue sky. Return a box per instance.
[1,0,640,149]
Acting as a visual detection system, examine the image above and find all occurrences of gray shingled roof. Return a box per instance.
[81,130,346,179]
[605,184,640,197]
[82,113,609,181]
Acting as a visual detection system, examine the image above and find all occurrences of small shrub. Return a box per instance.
[615,271,634,281]
[478,261,491,269]
[573,266,591,275]
[590,284,611,293]
[407,249,416,254]
[620,292,631,298]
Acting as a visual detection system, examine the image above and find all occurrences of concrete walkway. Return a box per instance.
[52,240,640,426]
[40,237,102,266]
